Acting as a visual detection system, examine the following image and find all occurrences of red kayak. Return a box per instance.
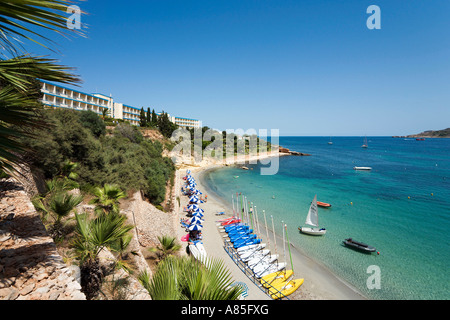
[317,201,331,208]
[221,219,241,226]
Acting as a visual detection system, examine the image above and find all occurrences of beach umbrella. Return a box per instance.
[186,170,191,174]
[191,211,204,218]
[189,195,199,202]
[190,199,204,204]
[187,204,200,210]
[194,189,203,195]
[188,224,203,231]
[193,208,204,213]
[190,216,204,224]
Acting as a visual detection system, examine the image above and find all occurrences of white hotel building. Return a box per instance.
[40,80,201,128]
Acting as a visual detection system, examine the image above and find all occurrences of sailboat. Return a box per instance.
[361,136,368,148]
[299,195,326,235]
[328,136,333,145]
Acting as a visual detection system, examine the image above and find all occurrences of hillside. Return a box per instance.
[407,128,450,138]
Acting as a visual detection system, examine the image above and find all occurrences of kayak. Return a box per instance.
[237,243,266,254]
[221,219,241,226]
[253,262,286,278]
[269,278,304,299]
[260,269,294,289]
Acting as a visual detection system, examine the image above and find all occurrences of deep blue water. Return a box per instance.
[202,136,450,300]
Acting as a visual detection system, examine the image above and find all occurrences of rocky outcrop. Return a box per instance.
[0,179,85,300]
[279,147,311,156]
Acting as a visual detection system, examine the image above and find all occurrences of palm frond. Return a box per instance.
[0,0,86,56]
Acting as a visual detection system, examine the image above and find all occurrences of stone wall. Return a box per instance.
[0,179,85,300]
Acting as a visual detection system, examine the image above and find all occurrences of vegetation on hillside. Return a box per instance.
[21,109,175,205]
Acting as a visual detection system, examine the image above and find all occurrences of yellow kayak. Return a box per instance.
[269,278,304,300]
[260,269,293,288]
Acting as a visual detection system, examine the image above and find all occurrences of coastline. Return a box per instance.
[173,151,367,300]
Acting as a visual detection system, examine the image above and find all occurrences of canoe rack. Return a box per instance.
[223,240,291,300]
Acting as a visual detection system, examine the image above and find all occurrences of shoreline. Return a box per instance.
[173,152,367,300]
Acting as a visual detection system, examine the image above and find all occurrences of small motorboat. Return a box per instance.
[354,166,372,171]
[317,201,331,208]
[416,138,425,141]
[343,238,376,253]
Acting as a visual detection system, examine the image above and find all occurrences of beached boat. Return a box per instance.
[299,195,326,235]
[237,243,266,254]
[343,238,376,253]
[354,166,372,171]
[253,262,287,278]
[317,201,331,208]
[261,269,293,288]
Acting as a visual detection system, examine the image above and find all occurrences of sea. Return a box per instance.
[201,136,450,300]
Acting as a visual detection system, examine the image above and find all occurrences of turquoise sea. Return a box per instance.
[202,136,450,300]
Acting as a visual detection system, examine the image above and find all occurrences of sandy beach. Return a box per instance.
[173,151,367,300]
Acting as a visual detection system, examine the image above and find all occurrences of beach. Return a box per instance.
[173,151,366,300]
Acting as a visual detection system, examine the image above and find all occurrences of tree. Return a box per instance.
[138,256,243,300]
[148,235,181,261]
[48,192,83,241]
[79,110,106,137]
[139,107,147,127]
[157,111,178,138]
[72,212,134,300]
[151,109,157,127]
[0,1,82,176]
[146,108,151,126]
[89,184,126,215]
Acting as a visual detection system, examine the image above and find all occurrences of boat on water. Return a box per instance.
[361,136,368,148]
[317,201,331,208]
[299,195,326,235]
[354,166,372,171]
[328,136,333,145]
[416,138,425,141]
[343,238,376,253]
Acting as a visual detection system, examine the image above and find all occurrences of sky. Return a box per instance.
[28,0,450,136]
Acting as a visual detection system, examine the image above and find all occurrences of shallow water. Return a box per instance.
[202,137,450,300]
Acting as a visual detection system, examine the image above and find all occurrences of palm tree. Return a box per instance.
[89,184,126,215]
[72,212,134,300]
[138,255,243,300]
[48,191,83,240]
[148,235,182,261]
[0,1,83,176]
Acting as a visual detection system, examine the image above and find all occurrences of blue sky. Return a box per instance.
[30,0,450,136]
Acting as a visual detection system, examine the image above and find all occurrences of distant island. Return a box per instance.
[393,128,450,138]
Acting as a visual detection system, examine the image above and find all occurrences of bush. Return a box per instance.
[21,109,175,205]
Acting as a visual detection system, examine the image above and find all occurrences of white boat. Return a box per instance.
[195,242,207,260]
[248,254,278,268]
[354,166,372,171]
[237,243,266,254]
[254,262,287,278]
[328,136,333,145]
[240,248,270,261]
[188,243,201,259]
[299,195,326,236]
